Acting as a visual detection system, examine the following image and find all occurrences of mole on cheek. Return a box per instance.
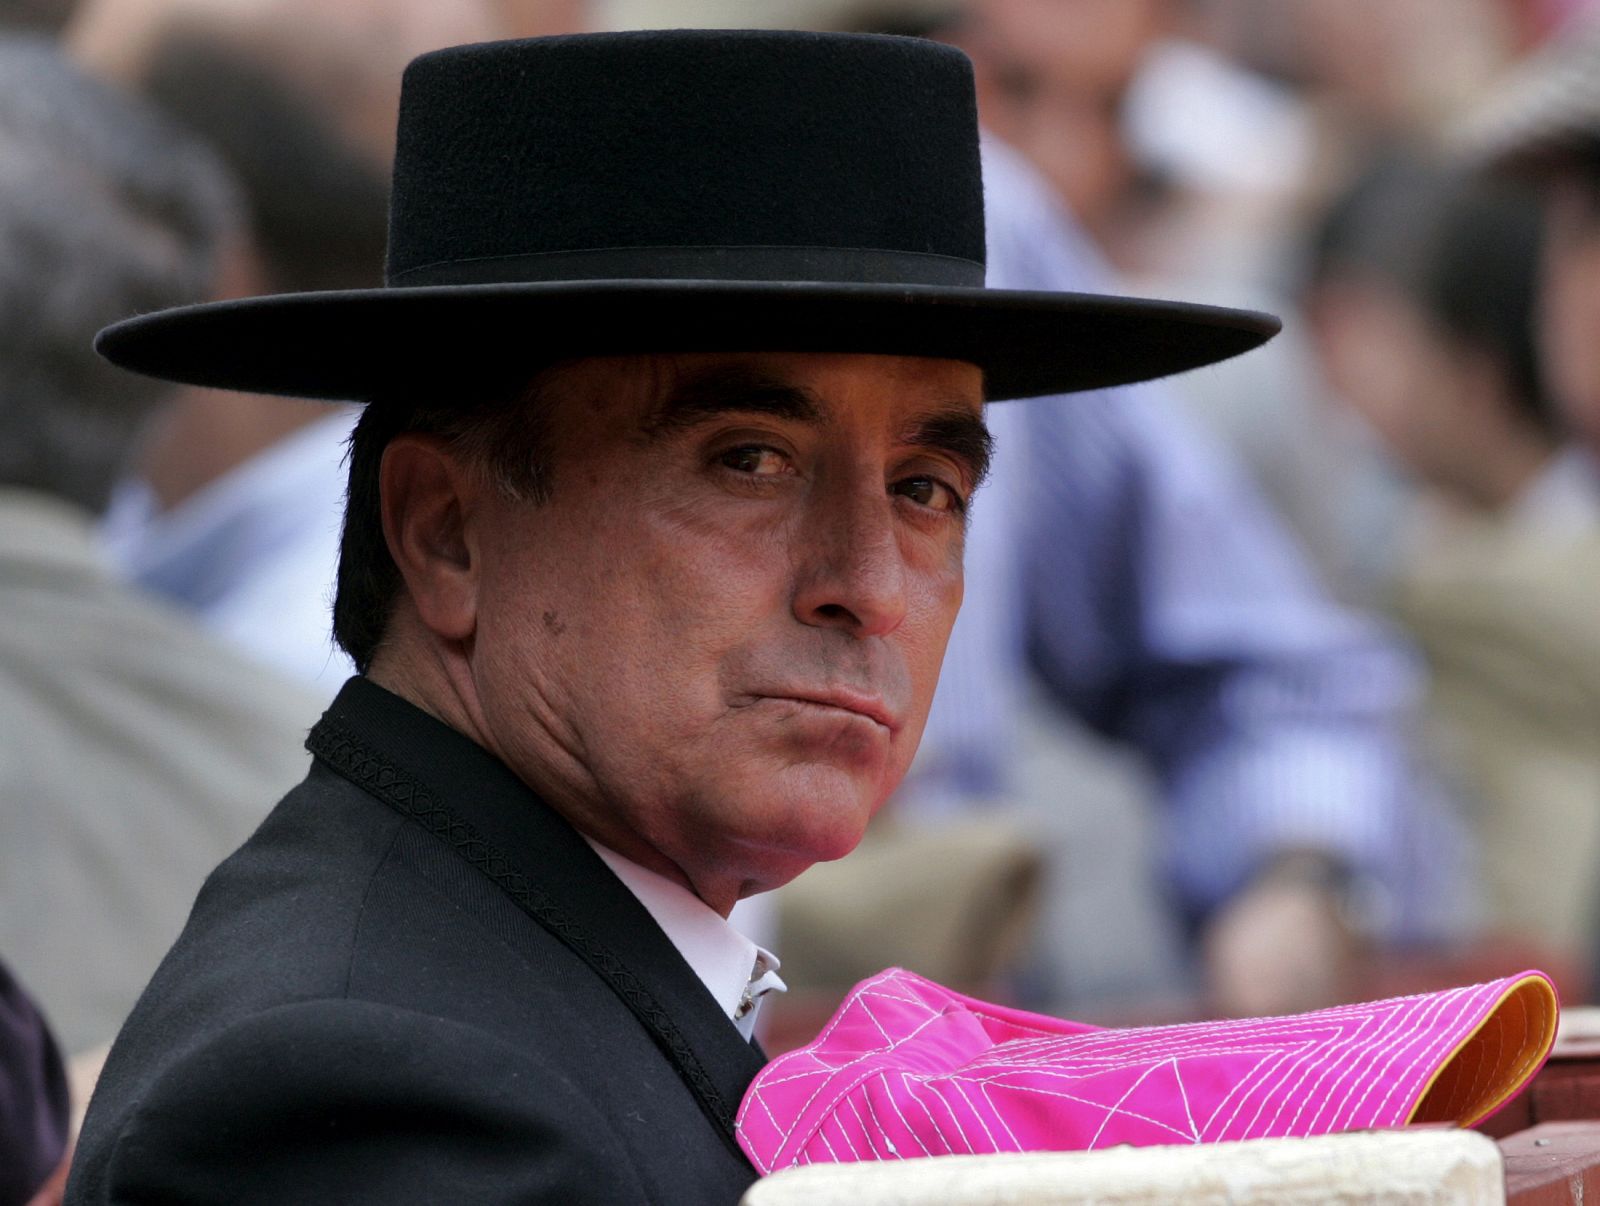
[542,610,567,636]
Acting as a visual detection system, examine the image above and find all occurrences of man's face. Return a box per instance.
[462,352,988,911]
[1310,272,1503,502]
[969,0,1165,236]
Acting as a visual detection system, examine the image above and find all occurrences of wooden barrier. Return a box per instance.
[1502,1123,1600,1206]
[1497,1010,1600,1205]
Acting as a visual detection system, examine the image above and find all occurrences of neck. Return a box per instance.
[139,389,331,512]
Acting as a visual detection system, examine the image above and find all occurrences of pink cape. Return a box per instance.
[738,967,1557,1174]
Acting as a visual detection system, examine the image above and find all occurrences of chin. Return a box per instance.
[676,756,897,889]
[735,827,868,896]
[749,766,885,865]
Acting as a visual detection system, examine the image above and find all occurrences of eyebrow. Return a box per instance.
[642,367,824,438]
[907,407,994,493]
[640,364,992,490]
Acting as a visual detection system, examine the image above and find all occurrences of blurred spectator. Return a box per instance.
[939,0,1411,605]
[1460,10,1600,457]
[1307,158,1582,527]
[0,960,69,1206]
[957,0,1169,257]
[976,138,1469,1017]
[1059,2,1543,603]
[494,0,589,36]
[1451,12,1600,977]
[67,0,506,694]
[800,2,1472,1021]
[1307,154,1600,968]
[1188,0,1516,141]
[0,36,321,1053]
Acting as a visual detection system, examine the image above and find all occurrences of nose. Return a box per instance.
[791,480,908,638]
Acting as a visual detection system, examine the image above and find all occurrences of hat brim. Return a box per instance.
[95,279,1279,402]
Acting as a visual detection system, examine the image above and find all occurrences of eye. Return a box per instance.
[715,444,791,477]
[892,474,965,514]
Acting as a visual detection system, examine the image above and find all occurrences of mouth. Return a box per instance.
[762,691,899,733]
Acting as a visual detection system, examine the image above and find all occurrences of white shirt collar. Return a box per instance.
[583,838,784,1041]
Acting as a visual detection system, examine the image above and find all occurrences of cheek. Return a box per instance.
[625,506,788,661]
[1323,316,1400,432]
[925,561,966,657]
[899,557,966,724]
[1542,248,1600,427]
[515,494,790,715]
[1398,340,1463,443]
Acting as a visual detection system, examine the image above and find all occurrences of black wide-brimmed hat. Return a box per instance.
[96,29,1278,402]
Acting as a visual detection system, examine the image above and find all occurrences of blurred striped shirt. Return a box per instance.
[904,140,1467,939]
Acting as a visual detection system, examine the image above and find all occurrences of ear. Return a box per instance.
[379,433,480,644]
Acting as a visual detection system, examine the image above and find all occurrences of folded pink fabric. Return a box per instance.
[738,967,1557,1174]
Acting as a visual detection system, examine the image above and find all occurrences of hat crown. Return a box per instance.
[385,30,986,288]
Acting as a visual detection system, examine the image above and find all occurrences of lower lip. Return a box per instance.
[760,699,889,764]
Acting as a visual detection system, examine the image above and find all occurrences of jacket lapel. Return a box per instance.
[307,677,767,1158]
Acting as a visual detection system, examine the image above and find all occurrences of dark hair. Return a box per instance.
[333,374,556,674]
[0,0,75,33]
[1308,152,1557,438]
[0,36,239,513]
[1533,139,1600,231]
[1491,130,1600,220]
[1416,177,1552,436]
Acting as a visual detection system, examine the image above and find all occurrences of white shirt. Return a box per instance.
[584,840,784,1041]
[1508,446,1600,539]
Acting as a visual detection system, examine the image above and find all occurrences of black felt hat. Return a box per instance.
[95,29,1278,402]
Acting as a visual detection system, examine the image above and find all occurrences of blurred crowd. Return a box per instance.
[3,0,1600,1197]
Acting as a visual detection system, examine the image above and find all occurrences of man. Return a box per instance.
[0,37,321,1057]
[67,31,1274,1203]
[965,139,1459,1015]
[1307,159,1572,524]
[1457,9,1600,987]
[1461,9,1600,462]
[1307,153,1600,965]
[68,0,503,693]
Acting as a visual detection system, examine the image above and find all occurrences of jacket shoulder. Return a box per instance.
[69,997,648,1205]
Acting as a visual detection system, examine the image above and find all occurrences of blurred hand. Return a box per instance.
[1203,854,1362,1018]
[24,1151,68,1206]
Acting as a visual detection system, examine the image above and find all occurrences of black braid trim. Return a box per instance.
[306,718,737,1136]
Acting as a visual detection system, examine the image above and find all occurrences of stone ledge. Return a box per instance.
[740,1129,1505,1205]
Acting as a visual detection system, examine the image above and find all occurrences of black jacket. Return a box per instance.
[66,677,765,1204]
